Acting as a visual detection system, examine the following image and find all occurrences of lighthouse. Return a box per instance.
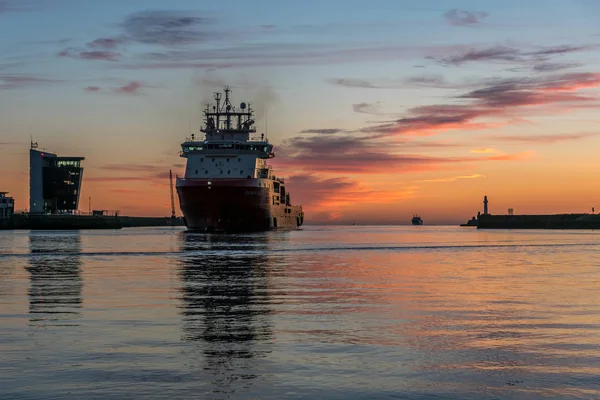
[483,195,489,215]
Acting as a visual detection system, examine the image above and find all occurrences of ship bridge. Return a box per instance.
[180,140,274,159]
[179,87,281,180]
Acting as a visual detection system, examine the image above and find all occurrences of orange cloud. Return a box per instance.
[470,148,497,153]
[275,136,531,174]
[284,174,418,222]
[421,173,485,183]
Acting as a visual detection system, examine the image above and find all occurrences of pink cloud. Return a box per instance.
[58,49,121,62]
[114,81,144,94]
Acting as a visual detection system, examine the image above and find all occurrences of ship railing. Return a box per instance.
[76,210,121,217]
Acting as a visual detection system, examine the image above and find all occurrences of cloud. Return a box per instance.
[529,45,593,56]
[487,132,599,144]
[470,148,498,154]
[274,135,528,174]
[87,37,124,49]
[57,10,219,65]
[299,128,347,135]
[58,49,121,62]
[0,74,62,90]
[359,72,600,138]
[120,42,479,70]
[84,86,101,92]
[458,73,600,106]
[0,0,45,13]
[114,81,144,94]
[329,78,404,89]
[433,45,521,66]
[353,102,381,114]
[444,9,489,27]
[361,105,501,138]
[284,174,417,221]
[532,62,583,72]
[404,75,457,88]
[431,44,596,66]
[421,173,485,183]
[86,165,171,184]
[121,10,216,46]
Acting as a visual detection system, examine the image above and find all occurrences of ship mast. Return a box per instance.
[200,87,256,137]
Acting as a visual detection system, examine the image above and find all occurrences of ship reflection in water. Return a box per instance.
[26,232,82,327]
[177,232,275,397]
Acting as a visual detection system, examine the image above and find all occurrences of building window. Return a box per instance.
[238,158,241,162]
[212,158,215,162]
[205,170,208,174]
[200,158,204,162]
[227,170,230,174]
[240,170,243,174]
[226,158,229,162]
[195,170,198,175]
[220,170,223,174]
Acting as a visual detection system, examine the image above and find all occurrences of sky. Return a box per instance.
[2,0,600,224]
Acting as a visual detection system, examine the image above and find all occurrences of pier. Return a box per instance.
[0,213,184,230]
[461,195,600,229]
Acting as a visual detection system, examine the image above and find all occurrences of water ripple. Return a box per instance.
[0,227,599,399]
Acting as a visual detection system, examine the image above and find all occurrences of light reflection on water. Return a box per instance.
[0,226,599,399]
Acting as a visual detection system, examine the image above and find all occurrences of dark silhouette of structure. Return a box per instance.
[29,142,85,214]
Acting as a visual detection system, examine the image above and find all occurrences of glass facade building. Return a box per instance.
[29,149,85,214]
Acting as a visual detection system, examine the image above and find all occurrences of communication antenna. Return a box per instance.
[265,107,268,141]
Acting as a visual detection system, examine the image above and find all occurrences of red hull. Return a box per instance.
[176,178,303,232]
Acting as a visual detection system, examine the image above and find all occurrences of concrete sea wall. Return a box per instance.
[478,213,600,229]
[0,214,185,230]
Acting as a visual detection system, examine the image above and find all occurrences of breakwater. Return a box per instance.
[0,214,185,230]
[477,213,600,229]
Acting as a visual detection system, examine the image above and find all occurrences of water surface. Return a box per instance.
[1,226,599,399]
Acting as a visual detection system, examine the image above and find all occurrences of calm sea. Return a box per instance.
[1,226,599,399]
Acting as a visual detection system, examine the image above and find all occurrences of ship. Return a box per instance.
[175,87,304,232]
[411,215,423,225]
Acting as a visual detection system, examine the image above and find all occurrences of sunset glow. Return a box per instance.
[2,0,600,224]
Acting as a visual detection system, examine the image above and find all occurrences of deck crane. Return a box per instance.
[169,170,176,219]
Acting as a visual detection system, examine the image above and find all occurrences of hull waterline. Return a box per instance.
[177,178,303,232]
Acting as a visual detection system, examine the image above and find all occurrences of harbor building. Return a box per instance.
[0,192,14,219]
[29,143,85,214]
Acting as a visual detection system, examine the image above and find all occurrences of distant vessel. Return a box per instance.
[176,87,304,232]
[412,215,423,225]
